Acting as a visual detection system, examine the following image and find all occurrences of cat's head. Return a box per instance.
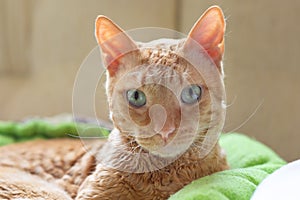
[95,6,226,158]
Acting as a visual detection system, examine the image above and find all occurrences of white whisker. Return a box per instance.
[226,99,264,133]
[67,134,108,139]
[226,95,237,108]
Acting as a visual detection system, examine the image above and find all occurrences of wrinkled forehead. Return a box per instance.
[117,64,202,92]
[112,46,214,94]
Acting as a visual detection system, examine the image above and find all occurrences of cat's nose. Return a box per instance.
[160,126,176,143]
[149,104,176,142]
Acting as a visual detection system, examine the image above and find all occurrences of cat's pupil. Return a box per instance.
[189,88,194,97]
[134,91,139,100]
[126,89,146,108]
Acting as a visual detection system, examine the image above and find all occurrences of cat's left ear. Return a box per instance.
[95,16,138,77]
[183,6,226,70]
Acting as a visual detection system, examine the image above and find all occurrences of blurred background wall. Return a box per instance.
[0,0,299,161]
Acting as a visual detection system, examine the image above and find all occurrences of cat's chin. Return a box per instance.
[136,140,188,158]
[134,132,194,158]
[148,149,183,158]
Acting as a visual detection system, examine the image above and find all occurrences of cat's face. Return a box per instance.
[95,6,226,158]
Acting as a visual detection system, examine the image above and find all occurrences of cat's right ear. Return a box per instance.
[182,6,225,71]
[95,16,138,77]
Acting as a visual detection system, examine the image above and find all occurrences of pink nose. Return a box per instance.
[160,127,176,143]
[149,104,176,142]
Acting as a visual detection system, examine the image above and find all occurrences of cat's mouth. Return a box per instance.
[136,129,177,144]
[134,130,183,157]
[136,134,166,145]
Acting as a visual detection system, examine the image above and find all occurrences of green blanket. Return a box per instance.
[0,120,285,200]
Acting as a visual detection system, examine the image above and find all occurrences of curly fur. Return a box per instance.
[0,6,229,200]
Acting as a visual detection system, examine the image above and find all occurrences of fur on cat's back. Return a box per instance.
[0,139,102,199]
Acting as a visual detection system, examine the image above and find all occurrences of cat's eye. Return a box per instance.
[126,89,146,108]
[181,85,202,104]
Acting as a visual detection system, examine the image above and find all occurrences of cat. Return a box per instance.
[0,6,228,200]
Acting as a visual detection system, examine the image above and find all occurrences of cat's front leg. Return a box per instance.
[76,166,136,200]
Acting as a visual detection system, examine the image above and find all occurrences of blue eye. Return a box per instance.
[181,85,202,104]
[126,89,146,108]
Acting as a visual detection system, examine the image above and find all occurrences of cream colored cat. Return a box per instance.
[0,6,228,200]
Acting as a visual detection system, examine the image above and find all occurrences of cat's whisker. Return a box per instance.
[118,140,134,147]
[145,73,161,78]
[225,99,264,133]
[66,133,108,139]
[225,95,237,108]
[117,130,132,134]
[190,142,215,152]
[194,135,209,139]
[128,143,142,154]
[196,125,214,133]
[138,147,143,154]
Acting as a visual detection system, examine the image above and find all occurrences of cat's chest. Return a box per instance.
[77,146,227,200]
